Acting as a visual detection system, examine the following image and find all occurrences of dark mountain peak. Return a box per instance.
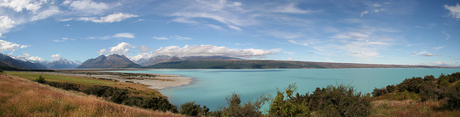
[78,54,140,68]
[0,53,47,69]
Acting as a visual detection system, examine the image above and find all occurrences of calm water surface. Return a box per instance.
[116,68,460,111]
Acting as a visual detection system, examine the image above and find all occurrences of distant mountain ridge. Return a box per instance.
[146,60,453,69]
[0,53,47,69]
[134,55,239,67]
[46,58,81,69]
[78,54,141,68]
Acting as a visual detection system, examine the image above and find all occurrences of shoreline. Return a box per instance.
[24,71,193,90]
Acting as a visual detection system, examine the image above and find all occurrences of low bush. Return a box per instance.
[180,101,209,116]
[397,77,424,93]
[444,83,460,110]
[308,84,372,117]
[372,87,388,97]
[270,83,310,117]
[218,93,270,117]
[36,75,46,83]
[386,85,396,93]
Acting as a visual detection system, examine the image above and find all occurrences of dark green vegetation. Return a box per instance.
[372,72,460,116]
[34,77,178,112]
[146,60,451,69]
[78,54,141,68]
[270,83,371,117]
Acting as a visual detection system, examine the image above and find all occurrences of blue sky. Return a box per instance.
[0,0,459,66]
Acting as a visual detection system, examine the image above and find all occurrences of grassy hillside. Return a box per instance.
[146,60,451,69]
[5,72,164,97]
[0,73,184,117]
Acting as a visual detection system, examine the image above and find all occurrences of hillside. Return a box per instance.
[0,73,184,117]
[0,59,18,70]
[78,54,141,68]
[0,53,47,69]
[146,60,451,69]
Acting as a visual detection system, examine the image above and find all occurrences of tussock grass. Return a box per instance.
[0,74,185,117]
[5,71,163,97]
[371,99,460,117]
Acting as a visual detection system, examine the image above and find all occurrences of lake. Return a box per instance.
[116,68,460,111]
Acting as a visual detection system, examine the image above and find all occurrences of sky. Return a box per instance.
[0,0,459,66]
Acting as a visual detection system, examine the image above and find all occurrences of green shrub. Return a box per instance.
[308,84,371,117]
[269,83,310,117]
[424,75,436,81]
[219,93,270,117]
[439,79,450,88]
[448,72,460,83]
[36,75,46,83]
[372,87,388,97]
[180,101,209,116]
[397,77,424,93]
[444,83,460,110]
[386,84,396,93]
[419,81,436,101]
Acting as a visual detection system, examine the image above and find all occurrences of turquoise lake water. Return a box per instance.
[116,68,460,111]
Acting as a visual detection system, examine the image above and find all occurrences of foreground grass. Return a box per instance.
[371,99,460,117]
[0,74,185,117]
[5,72,163,97]
[5,72,114,85]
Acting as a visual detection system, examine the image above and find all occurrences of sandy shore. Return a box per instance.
[26,71,193,90]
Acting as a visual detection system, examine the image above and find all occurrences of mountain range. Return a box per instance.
[78,54,141,68]
[0,53,456,70]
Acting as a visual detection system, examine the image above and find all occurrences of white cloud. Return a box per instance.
[227,25,242,31]
[20,45,28,48]
[139,45,152,53]
[98,42,136,56]
[422,53,434,57]
[415,25,422,28]
[153,37,169,40]
[51,54,62,59]
[0,0,44,13]
[14,53,45,62]
[64,24,70,27]
[97,48,108,55]
[153,45,274,58]
[331,32,370,39]
[288,40,309,46]
[59,18,73,22]
[265,30,304,39]
[113,33,135,38]
[31,6,61,21]
[360,11,369,17]
[443,31,450,40]
[0,16,16,34]
[374,9,379,13]
[444,3,460,20]
[434,46,446,50]
[430,61,458,67]
[68,0,109,14]
[77,12,138,23]
[288,58,294,61]
[273,3,312,14]
[53,37,75,42]
[206,24,223,30]
[0,39,26,52]
[373,3,381,7]
[170,0,258,30]
[170,35,191,40]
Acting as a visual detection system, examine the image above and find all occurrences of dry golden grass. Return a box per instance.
[6,71,164,97]
[371,99,460,117]
[0,74,185,117]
